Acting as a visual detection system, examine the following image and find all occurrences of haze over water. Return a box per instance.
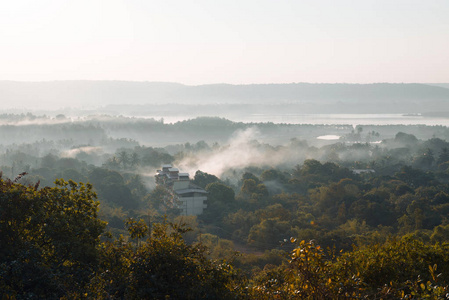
[140,114,449,127]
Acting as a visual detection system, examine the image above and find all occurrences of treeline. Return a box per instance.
[3,120,449,297]
[2,129,449,237]
[2,176,449,298]
[2,113,449,147]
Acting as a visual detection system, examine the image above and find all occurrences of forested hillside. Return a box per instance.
[2,114,449,298]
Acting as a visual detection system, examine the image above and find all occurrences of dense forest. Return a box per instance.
[2,113,449,298]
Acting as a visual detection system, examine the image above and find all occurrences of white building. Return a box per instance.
[156,166,208,216]
[173,179,208,216]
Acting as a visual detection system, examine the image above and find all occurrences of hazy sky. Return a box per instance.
[1,0,448,84]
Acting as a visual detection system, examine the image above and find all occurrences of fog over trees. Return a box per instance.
[3,0,449,296]
[2,82,449,298]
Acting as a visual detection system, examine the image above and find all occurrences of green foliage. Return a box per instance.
[260,169,288,183]
[192,170,220,189]
[240,179,269,200]
[201,182,236,223]
[88,167,139,210]
[251,238,449,299]
[0,177,106,299]
[125,218,149,245]
[125,146,175,168]
[248,218,290,249]
[396,165,436,187]
[146,184,173,210]
[5,120,449,298]
[332,237,449,296]
[395,131,419,145]
[0,175,245,298]
[206,182,235,204]
[86,236,135,299]
[250,239,362,299]
[89,221,246,300]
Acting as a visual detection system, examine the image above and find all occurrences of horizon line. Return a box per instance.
[1,80,448,86]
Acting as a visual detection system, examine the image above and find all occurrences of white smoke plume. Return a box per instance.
[176,127,312,178]
[61,146,103,158]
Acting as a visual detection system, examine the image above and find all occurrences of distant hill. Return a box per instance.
[1,81,449,113]
[426,83,449,90]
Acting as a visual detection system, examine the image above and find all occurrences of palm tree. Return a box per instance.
[118,151,130,169]
[130,152,140,168]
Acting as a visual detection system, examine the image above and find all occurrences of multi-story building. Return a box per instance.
[156,165,207,216]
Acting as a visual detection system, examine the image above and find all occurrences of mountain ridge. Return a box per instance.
[1,81,448,112]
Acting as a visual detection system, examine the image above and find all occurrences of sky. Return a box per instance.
[1,0,448,85]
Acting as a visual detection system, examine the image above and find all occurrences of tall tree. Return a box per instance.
[0,177,106,298]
